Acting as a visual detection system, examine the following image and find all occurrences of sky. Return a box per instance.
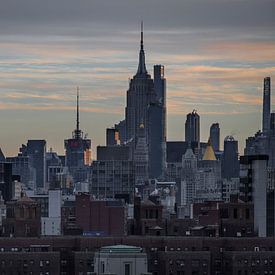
[0,0,274,157]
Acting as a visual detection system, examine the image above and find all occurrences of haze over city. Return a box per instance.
[0,0,274,156]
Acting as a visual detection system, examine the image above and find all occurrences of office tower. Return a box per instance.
[134,124,149,185]
[125,23,155,143]
[64,89,91,182]
[153,64,167,140]
[262,77,271,134]
[210,123,220,152]
[97,145,131,161]
[185,110,200,144]
[106,128,119,146]
[148,102,166,179]
[114,120,126,145]
[6,154,35,189]
[0,162,13,201]
[19,140,46,190]
[90,160,134,201]
[147,65,167,179]
[240,155,269,237]
[221,136,239,179]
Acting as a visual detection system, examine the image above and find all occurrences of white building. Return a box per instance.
[41,189,62,236]
[94,245,151,275]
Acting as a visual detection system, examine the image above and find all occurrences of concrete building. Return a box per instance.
[240,155,269,237]
[94,245,151,275]
[90,160,134,201]
[41,189,62,236]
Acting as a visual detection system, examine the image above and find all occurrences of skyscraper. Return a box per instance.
[125,24,166,178]
[125,23,155,143]
[64,88,91,182]
[262,77,271,134]
[210,123,220,152]
[221,136,239,179]
[185,110,200,144]
[20,140,46,190]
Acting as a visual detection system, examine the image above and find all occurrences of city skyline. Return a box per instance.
[0,0,274,156]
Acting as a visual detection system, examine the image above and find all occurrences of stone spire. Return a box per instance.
[136,21,148,77]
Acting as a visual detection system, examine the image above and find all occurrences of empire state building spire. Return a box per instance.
[136,21,148,76]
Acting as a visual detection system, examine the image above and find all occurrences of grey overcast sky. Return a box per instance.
[0,0,274,156]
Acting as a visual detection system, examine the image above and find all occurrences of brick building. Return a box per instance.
[75,193,126,236]
[2,195,41,237]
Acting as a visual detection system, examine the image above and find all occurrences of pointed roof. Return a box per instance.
[203,138,217,161]
[0,148,5,162]
[136,21,148,77]
[183,147,196,159]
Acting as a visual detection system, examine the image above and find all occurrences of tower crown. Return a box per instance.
[136,21,149,77]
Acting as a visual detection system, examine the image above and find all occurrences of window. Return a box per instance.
[124,263,131,275]
[100,261,105,273]
[234,208,238,219]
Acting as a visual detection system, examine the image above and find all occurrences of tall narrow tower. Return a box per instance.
[262,77,271,134]
[125,22,155,143]
[64,88,92,182]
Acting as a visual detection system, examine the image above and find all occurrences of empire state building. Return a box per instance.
[125,23,155,143]
[125,23,167,179]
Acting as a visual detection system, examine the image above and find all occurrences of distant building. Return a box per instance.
[106,128,120,146]
[134,124,149,185]
[97,145,131,161]
[240,155,269,237]
[221,136,239,179]
[75,193,126,236]
[262,77,271,135]
[41,189,62,236]
[196,140,222,202]
[6,154,35,189]
[210,123,220,152]
[185,110,200,144]
[114,120,126,144]
[3,195,41,237]
[179,147,197,217]
[64,89,91,183]
[94,245,151,275]
[0,162,13,201]
[90,160,134,201]
[19,140,46,191]
[0,148,5,162]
